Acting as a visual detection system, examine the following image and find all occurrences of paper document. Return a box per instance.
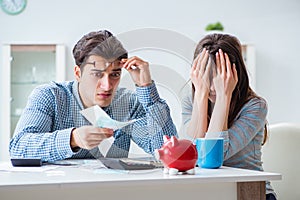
[0,162,57,172]
[80,105,139,157]
[80,105,138,130]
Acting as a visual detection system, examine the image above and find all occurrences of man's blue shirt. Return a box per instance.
[9,81,177,162]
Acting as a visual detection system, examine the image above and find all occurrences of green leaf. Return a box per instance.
[205,22,224,31]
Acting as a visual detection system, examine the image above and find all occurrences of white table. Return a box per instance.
[0,160,281,200]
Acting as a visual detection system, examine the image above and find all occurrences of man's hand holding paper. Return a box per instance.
[72,105,138,156]
[70,126,113,150]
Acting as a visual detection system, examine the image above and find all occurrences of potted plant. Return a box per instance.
[205,22,224,32]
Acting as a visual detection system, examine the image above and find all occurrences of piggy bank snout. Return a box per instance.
[154,149,163,160]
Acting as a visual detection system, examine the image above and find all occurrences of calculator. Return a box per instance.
[99,157,163,170]
[11,158,42,167]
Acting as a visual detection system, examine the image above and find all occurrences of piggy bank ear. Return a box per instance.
[163,135,170,143]
[171,136,179,147]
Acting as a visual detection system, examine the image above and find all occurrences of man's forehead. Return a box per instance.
[86,55,119,63]
[88,63,122,73]
[90,66,122,72]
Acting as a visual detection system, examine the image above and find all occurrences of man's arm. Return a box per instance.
[9,86,75,162]
[130,82,178,154]
[121,56,177,154]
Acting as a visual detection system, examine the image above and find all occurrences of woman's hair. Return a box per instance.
[72,30,128,71]
[192,33,267,144]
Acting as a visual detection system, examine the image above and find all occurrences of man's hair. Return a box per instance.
[72,30,128,68]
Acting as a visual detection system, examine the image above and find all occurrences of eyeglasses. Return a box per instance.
[84,60,122,71]
[81,60,122,82]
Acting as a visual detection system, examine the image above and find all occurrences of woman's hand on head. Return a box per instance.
[213,49,238,98]
[190,48,211,96]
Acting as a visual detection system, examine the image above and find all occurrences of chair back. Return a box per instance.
[262,123,300,200]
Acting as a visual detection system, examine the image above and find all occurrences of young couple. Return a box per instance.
[9,29,275,199]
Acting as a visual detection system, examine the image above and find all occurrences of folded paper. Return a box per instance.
[80,105,138,157]
[80,105,138,130]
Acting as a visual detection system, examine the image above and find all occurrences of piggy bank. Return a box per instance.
[155,135,198,175]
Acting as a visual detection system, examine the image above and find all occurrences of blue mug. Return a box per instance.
[195,138,224,169]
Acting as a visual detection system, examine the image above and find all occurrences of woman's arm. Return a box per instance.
[187,91,209,138]
[222,98,267,160]
[207,50,238,133]
[186,49,211,138]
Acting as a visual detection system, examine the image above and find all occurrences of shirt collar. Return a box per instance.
[72,80,85,110]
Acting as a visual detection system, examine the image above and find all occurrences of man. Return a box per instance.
[9,30,177,162]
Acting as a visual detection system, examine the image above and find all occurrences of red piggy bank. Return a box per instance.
[155,135,198,175]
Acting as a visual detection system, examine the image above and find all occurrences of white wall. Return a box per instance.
[1,0,299,125]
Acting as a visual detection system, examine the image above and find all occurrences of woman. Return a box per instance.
[181,33,276,200]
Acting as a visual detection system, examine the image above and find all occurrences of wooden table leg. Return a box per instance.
[237,181,265,200]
